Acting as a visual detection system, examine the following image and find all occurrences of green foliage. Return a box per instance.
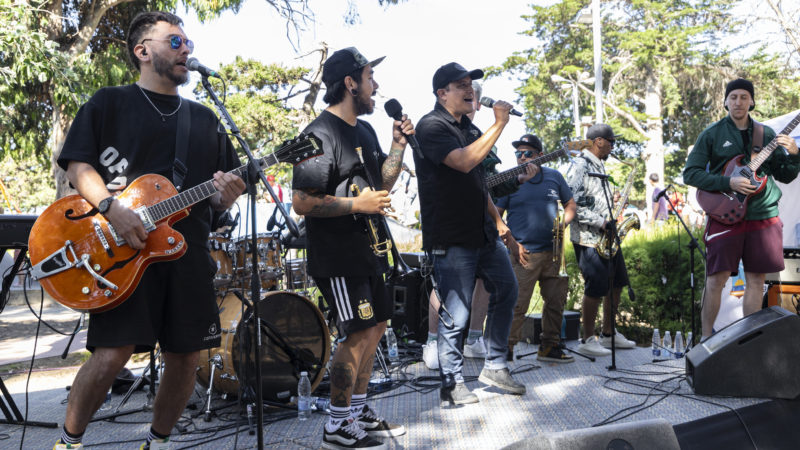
[0,152,55,213]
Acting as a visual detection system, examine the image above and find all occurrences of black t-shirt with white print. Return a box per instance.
[293,110,389,277]
[57,84,240,246]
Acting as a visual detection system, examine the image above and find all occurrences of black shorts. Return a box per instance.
[86,243,221,353]
[314,275,391,338]
[573,242,630,298]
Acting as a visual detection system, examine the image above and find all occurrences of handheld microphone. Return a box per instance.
[587,172,610,179]
[186,57,221,78]
[384,99,423,160]
[656,184,673,200]
[478,96,523,117]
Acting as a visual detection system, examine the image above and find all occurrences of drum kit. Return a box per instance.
[197,230,329,417]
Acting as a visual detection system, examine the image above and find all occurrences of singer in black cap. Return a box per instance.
[564,123,636,357]
[53,11,245,450]
[292,46,412,449]
[684,78,800,340]
[415,62,526,405]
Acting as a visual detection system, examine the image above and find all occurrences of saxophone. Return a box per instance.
[596,159,640,259]
[552,204,568,277]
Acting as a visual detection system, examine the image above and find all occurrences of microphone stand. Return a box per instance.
[661,189,705,348]
[598,176,623,371]
[200,75,296,450]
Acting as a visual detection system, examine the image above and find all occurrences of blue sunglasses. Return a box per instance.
[141,35,194,53]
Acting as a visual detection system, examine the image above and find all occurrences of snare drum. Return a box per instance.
[208,233,235,288]
[234,234,283,288]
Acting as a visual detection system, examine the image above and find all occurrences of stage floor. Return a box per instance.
[1,340,773,449]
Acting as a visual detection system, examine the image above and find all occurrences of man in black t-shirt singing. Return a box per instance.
[52,12,245,450]
[415,63,526,405]
[292,47,413,450]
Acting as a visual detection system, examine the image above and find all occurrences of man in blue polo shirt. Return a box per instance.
[496,134,577,364]
[415,62,525,405]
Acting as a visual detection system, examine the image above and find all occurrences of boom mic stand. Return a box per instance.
[200,75,298,450]
[661,188,705,348]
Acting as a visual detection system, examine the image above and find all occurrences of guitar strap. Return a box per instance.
[173,99,191,191]
[751,119,765,155]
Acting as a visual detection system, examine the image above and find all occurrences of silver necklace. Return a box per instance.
[136,83,182,122]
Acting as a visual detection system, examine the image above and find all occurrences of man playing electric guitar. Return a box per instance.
[684,78,799,340]
[52,11,245,450]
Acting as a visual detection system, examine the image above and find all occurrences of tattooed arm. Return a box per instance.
[381,114,415,191]
[292,188,391,217]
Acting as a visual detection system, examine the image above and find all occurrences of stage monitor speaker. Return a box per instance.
[686,306,800,399]
[387,269,428,343]
[501,418,680,450]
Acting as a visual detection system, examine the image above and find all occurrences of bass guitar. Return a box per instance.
[697,112,800,224]
[28,133,322,313]
[485,139,591,188]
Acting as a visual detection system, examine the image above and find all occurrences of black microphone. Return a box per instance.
[656,184,673,200]
[587,172,610,179]
[478,96,523,117]
[186,57,220,78]
[384,99,423,159]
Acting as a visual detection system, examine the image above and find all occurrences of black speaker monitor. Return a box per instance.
[686,306,800,399]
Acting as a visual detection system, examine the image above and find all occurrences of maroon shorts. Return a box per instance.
[704,216,784,275]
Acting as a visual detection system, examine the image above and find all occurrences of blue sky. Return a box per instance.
[180,0,539,171]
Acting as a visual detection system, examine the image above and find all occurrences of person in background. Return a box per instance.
[648,173,669,225]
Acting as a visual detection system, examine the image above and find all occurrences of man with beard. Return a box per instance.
[415,62,526,405]
[53,12,245,450]
[292,47,413,449]
[684,78,799,339]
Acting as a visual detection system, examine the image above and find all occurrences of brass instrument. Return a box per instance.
[596,159,640,259]
[552,204,568,277]
[350,183,392,256]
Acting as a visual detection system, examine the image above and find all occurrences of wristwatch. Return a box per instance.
[98,196,115,215]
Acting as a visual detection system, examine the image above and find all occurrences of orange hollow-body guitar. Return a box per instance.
[28,133,322,313]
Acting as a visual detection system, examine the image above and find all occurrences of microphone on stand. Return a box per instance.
[478,96,523,117]
[587,172,610,179]
[656,184,673,200]
[384,99,424,160]
[186,58,221,78]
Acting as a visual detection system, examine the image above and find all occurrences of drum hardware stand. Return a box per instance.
[91,349,161,422]
[203,354,224,421]
[201,74,299,450]
[661,186,705,347]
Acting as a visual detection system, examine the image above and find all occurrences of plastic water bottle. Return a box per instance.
[663,331,672,356]
[297,372,311,421]
[686,331,694,351]
[674,331,684,358]
[651,328,661,357]
[385,327,399,363]
[313,397,330,413]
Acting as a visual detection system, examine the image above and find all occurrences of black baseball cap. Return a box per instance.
[586,123,619,141]
[432,62,484,93]
[322,47,385,85]
[512,134,543,152]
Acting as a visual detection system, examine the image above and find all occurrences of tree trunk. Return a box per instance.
[298,43,328,130]
[51,91,74,199]
[642,67,664,217]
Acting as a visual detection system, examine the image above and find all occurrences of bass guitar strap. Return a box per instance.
[173,99,191,191]
[751,119,765,155]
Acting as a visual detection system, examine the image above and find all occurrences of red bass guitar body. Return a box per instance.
[695,154,766,225]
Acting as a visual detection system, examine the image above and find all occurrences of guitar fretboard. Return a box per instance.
[748,112,800,172]
[486,148,566,188]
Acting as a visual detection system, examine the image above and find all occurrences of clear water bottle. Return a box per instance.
[313,397,330,413]
[674,331,684,358]
[385,327,399,363]
[297,371,312,421]
[663,331,672,356]
[686,331,694,352]
[651,328,661,357]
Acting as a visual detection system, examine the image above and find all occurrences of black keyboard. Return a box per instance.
[0,214,37,248]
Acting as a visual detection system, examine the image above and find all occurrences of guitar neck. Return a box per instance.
[146,154,277,222]
[748,112,800,173]
[486,148,566,188]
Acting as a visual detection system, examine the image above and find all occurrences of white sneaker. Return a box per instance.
[463,337,487,359]
[422,342,439,370]
[600,329,636,349]
[577,336,611,356]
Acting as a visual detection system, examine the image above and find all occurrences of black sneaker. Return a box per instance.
[322,418,387,449]
[537,345,575,364]
[478,367,526,395]
[507,347,514,362]
[440,382,479,405]
[355,405,406,437]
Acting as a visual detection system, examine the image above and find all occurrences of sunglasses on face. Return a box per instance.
[141,35,194,53]
[515,150,539,158]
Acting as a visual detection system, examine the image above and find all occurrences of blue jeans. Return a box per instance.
[433,238,518,387]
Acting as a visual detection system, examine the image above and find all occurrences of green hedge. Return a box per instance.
[530,219,706,344]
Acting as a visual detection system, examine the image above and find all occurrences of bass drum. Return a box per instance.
[233,291,330,403]
[197,291,247,394]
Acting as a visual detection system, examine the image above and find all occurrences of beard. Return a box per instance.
[152,51,188,86]
[354,93,374,116]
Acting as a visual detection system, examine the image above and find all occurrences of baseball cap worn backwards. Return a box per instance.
[322,47,385,85]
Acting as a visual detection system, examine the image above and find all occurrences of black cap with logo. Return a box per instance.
[322,47,385,86]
